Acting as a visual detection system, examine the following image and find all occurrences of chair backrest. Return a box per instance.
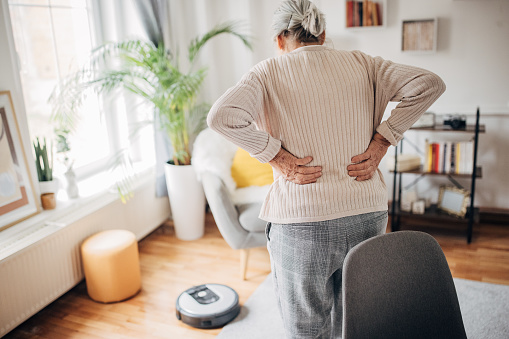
[193,128,238,194]
[342,231,467,339]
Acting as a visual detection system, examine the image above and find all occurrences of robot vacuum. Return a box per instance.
[176,284,240,329]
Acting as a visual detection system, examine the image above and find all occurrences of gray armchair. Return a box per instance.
[202,172,267,279]
[193,129,268,280]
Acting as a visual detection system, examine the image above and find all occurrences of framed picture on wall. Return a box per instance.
[402,18,437,53]
[0,91,39,231]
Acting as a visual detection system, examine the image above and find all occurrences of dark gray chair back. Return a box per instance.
[342,231,467,339]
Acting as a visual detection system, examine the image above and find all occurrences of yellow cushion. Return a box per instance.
[231,148,274,188]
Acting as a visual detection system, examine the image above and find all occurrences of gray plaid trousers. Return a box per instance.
[266,210,388,339]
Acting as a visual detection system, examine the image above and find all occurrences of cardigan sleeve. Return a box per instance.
[353,51,446,146]
[207,71,281,163]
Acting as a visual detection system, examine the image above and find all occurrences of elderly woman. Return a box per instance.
[207,0,445,337]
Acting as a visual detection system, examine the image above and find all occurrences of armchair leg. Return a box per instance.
[240,249,250,280]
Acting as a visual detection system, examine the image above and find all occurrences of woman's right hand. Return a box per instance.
[269,148,322,185]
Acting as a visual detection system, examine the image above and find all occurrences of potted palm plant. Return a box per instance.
[49,22,251,240]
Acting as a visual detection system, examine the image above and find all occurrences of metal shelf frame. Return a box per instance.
[391,108,484,243]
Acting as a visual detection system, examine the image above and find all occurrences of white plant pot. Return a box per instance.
[164,162,205,241]
[39,179,58,194]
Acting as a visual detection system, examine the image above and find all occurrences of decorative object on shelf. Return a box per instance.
[437,186,470,218]
[443,114,467,130]
[346,0,384,28]
[411,199,426,214]
[401,190,418,212]
[55,127,79,199]
[40,192,56,210]
[402,18,437,53]
[386,153,421,172]
[64,168,79,199]
[413,112,435,128]
[425,197,432,208]
[0,91,40,230]
[400,200,412,213]
[33,137,58,210]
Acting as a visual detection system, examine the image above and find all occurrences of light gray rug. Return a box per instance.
[218,275,509,339]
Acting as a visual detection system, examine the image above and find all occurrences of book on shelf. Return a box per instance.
[424,140,474,175]
[346,1,382,28]
[346,1,354,27]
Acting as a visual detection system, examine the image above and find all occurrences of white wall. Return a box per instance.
[180,0,509,113]
[175,0,509,209]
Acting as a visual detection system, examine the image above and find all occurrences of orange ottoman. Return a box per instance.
[81,230,141,303]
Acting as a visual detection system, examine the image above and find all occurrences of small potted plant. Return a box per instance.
[33,137,57,209]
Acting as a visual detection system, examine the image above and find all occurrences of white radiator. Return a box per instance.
[0,178,171,337]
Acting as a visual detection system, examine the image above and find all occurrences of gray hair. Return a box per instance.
[272,0,326,41]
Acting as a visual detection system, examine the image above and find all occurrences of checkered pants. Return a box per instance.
[266,210,388,339]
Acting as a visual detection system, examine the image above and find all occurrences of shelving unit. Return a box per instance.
[345,0,387,30]
[390,108,484,243]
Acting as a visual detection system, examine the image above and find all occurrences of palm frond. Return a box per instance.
[89,40,157,70]
[186,102,211,141]
[107,148,136,203]
[188,21,252,64]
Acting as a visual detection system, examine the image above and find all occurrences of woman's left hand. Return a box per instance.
[347,133,391,181]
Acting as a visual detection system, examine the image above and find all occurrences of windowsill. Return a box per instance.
[0,161,157,261]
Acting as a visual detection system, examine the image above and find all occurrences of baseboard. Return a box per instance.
[479,208,509,225]
[388,203,509,226]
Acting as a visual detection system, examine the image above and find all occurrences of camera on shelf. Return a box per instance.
[443,114,466,130]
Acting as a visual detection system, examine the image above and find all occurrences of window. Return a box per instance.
[7,0,111,178]
[6,0,156,200]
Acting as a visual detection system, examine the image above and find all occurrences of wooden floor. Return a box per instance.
[6,212,509,338]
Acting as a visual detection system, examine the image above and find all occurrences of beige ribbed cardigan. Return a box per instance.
[208,45,445,223]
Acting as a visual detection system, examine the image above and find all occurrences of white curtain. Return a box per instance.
[130,0,173,197]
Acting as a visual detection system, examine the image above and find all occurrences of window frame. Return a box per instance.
[4,0,133,181]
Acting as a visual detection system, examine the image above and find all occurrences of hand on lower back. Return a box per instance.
[269,148,322,185]
[347,133,391,181]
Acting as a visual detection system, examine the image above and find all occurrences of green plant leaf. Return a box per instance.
[33,137,53,182]
[188,21,252,64]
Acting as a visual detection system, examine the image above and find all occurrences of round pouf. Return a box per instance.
[81,230,141,303]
